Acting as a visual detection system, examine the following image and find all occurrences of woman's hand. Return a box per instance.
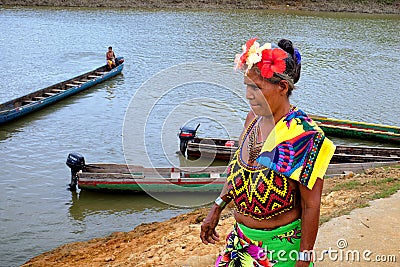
[200,205,222,245]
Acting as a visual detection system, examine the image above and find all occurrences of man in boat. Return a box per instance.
[106,46,116,70]
[200,38,335,266]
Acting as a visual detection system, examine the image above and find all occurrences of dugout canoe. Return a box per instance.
[181,137,400,164]
[66,153,227,193]
[66,153,399,193]
[0,57,124,124]
[310,115,400,144]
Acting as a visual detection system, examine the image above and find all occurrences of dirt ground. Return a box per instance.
[1,0,400,14]
[314,191,400,266]
[22,166,400,266]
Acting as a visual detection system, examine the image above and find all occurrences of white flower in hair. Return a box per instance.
[246,42,272,72]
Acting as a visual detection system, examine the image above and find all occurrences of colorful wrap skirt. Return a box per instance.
[216,220,314,267]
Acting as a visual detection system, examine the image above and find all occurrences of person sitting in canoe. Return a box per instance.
[106,46,116,70]
[200,37,335,267]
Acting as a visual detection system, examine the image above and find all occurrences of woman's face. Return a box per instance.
[244,70,282,117]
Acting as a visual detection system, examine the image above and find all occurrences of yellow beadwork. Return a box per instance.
[227,149,295,220]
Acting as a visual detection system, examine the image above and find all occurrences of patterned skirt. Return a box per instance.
[216,220,314,267]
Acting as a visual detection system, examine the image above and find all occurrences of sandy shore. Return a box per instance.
[22,166,400,266]
[314,191,400,266]
[1,0,400,14]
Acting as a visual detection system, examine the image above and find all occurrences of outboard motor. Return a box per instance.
[116,58,124,66]
[178,123,200,156]
[66,153,85,191]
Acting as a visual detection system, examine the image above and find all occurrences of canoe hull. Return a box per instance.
[75,164,228,193]
[0,59,124,124]
[320,126,400,143]
[78,179,226,193]
[185,138,400,164]
[310,115,400,144]
[74,161,399,193]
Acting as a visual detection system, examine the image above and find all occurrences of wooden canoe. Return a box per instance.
[76,163,228,193]
[309,115,400,144]
[0,57,124,124]
[71,161,399,193]
[184,137,400,164]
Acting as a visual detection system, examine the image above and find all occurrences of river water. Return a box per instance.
[0,6,399,266]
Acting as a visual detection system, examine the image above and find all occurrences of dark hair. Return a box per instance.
[275,39,302,97]
[108,46,113,50]
[278,39,301,84]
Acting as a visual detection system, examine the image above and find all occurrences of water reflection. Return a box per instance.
[68,191,167,221]
[105,73,125,100]
[68,190,217,222]
[0,117,43,143]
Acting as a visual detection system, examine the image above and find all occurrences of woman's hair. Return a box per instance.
[237,37,302,97]
[254,39,301,97]
[277,39,301,85]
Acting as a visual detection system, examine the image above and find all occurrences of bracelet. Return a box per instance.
[298,251,313,262]
[214,196,227,208]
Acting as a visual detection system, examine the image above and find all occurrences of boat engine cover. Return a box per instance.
[66,153,85,171]
[178,124,199,141]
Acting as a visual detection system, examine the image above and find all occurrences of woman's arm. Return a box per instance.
[200,182,231,245]
[295,178,323,267]
[200,110,254,245]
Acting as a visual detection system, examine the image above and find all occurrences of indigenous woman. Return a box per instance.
[200,38,335,267]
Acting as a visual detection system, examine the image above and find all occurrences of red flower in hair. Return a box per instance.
[236,37,258,69]
[256,48,287,78]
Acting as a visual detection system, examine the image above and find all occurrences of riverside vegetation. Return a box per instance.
[1,0,399,14]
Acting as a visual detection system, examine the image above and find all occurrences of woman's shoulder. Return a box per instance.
[244,111,256,129]
[286,107,326,135]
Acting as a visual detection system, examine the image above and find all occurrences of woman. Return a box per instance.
[200,38,335,267]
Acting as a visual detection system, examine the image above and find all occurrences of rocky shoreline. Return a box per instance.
[23,167,400,266]
[1,0,400,14]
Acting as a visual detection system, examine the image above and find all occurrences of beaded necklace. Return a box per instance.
[241,106,295,167]
[239,116,264,170]
[247,118,263,163]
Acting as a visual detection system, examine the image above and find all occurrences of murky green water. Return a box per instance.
[0,7,399,266]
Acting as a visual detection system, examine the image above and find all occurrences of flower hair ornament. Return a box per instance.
[235,37,288,79]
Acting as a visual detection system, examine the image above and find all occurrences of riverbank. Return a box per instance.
[23,166,400,266]
[1,0,400,14]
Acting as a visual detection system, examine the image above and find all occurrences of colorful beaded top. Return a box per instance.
[226,107,335,220]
